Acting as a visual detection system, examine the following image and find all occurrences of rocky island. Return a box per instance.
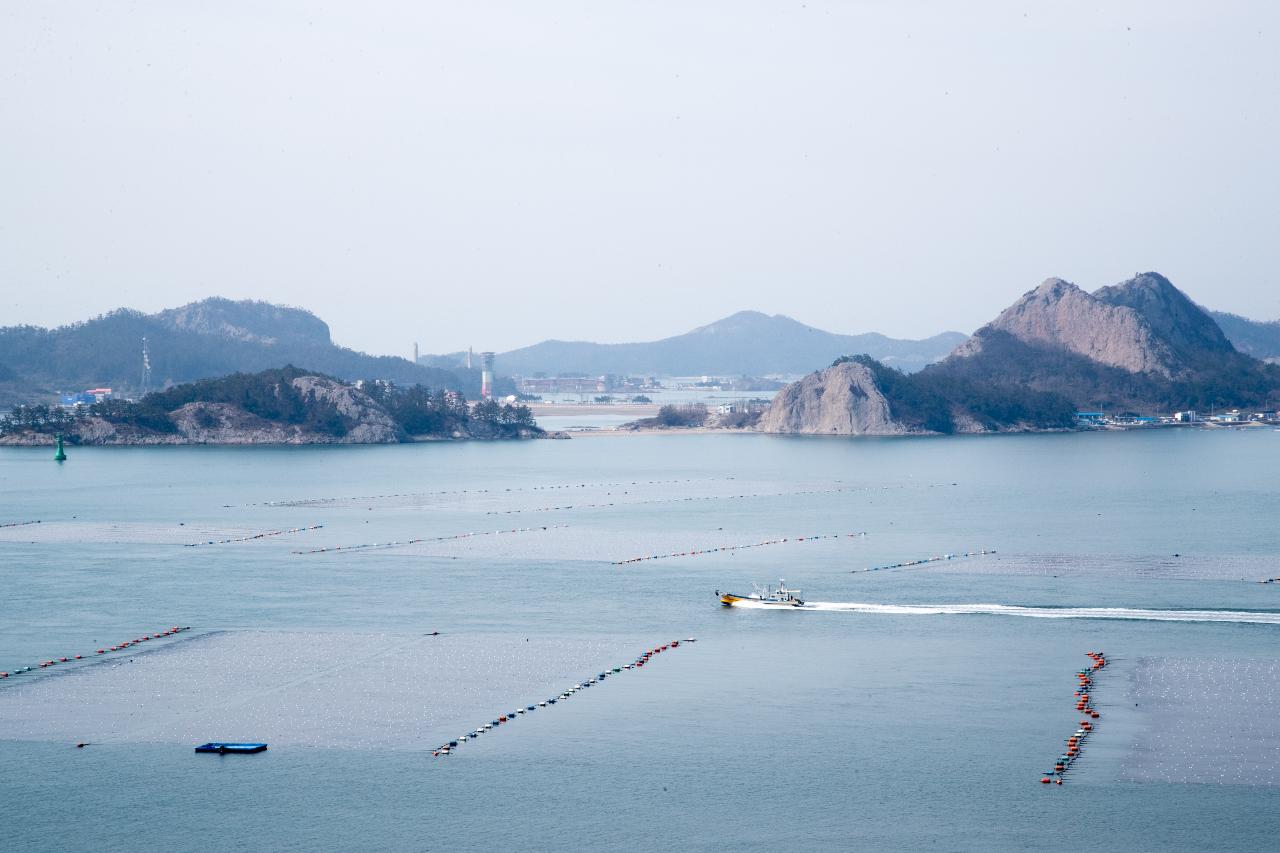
[758,272,1280,436]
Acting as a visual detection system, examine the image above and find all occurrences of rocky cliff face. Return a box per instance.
[289,375,403,443]
[952,277,1178,375]
[952,273,1236,378]
[757,361,917,435]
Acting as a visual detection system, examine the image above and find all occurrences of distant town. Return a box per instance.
[1075,409,1280,428]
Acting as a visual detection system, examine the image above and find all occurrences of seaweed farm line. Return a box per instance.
[851,549,997,574]
[250,477,741,507]
[294,525,568,555]
[0,627,191,679]
[483,486,862,515]
[611,532,867,565]
[1,519,42,529]
[1041,652,1108,786]
[432,639,693,757]
[184,525,323,547]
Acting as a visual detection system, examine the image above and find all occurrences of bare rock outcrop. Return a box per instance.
[952,277,1177,376]
[757,361,918,435]
[288,375,403,443]
[952,273,1239,379]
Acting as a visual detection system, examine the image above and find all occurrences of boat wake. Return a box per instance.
[743,600,1280,625]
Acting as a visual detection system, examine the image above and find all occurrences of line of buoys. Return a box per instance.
[431,638,696,757]
[852,549,996,574]
[612,533,867,565]
[1040,651,1108,786]
[484,487,860,516]
[183,525,324,547]
[1,626,191,681]
[293,525,569,555]
[0,519,42,529]
[250,478,740,508]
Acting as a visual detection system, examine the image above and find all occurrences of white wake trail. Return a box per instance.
[790,601,1280,625]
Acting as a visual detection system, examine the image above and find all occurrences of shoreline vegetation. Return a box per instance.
[0,366,551,446]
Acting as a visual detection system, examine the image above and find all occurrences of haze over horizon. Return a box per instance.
[4,2,1279,357]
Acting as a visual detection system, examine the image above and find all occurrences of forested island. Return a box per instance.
[0,366,545,445]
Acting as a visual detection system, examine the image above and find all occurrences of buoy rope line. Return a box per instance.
[431,638,694,757]
[183,525,324,547]
[484,487,865,516]
[1040,651,1108,786]
[612,532,867,565]
[244,478,741,508]
[0,519,42,529]
[0,626,191,681]
[852,549,997,574]
[293,524,568,555]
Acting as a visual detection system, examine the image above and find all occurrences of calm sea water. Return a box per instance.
[2,429,1279,851]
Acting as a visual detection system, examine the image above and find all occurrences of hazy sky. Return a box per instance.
[3,2,1279,357]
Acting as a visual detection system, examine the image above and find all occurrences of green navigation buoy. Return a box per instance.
[54,433,67,462]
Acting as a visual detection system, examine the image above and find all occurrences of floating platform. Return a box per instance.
[194,742,267,754]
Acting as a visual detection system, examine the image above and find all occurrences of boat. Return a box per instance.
[718,579,808,608]
[194,742,267,754]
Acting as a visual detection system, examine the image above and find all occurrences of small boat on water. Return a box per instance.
[718,580,808,608]
[194,742,267,754]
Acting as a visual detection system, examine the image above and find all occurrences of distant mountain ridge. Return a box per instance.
[0,298,485,405]
[488,311,968,377]
[1209,310,1280,363]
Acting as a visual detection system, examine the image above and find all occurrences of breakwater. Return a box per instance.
[612,532,867,565]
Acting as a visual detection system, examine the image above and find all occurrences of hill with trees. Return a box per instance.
[0,298,507,407]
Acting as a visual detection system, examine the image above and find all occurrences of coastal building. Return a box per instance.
[1075,411,1105,424]
[1174,411,1198,423]
[59,388,113,408]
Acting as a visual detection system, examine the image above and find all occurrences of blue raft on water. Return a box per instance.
[194,742,268,754]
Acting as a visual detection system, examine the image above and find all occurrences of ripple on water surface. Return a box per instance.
[1123,656,1280,786]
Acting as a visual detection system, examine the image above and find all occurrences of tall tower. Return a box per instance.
[467,347,473,370]
[140,337,152,396]
[480,352,495,400]
[413,342,419,364]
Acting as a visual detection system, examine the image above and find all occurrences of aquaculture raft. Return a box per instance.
[195,743,268,754]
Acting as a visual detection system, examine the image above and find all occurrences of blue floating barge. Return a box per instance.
[194,742,268,754]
